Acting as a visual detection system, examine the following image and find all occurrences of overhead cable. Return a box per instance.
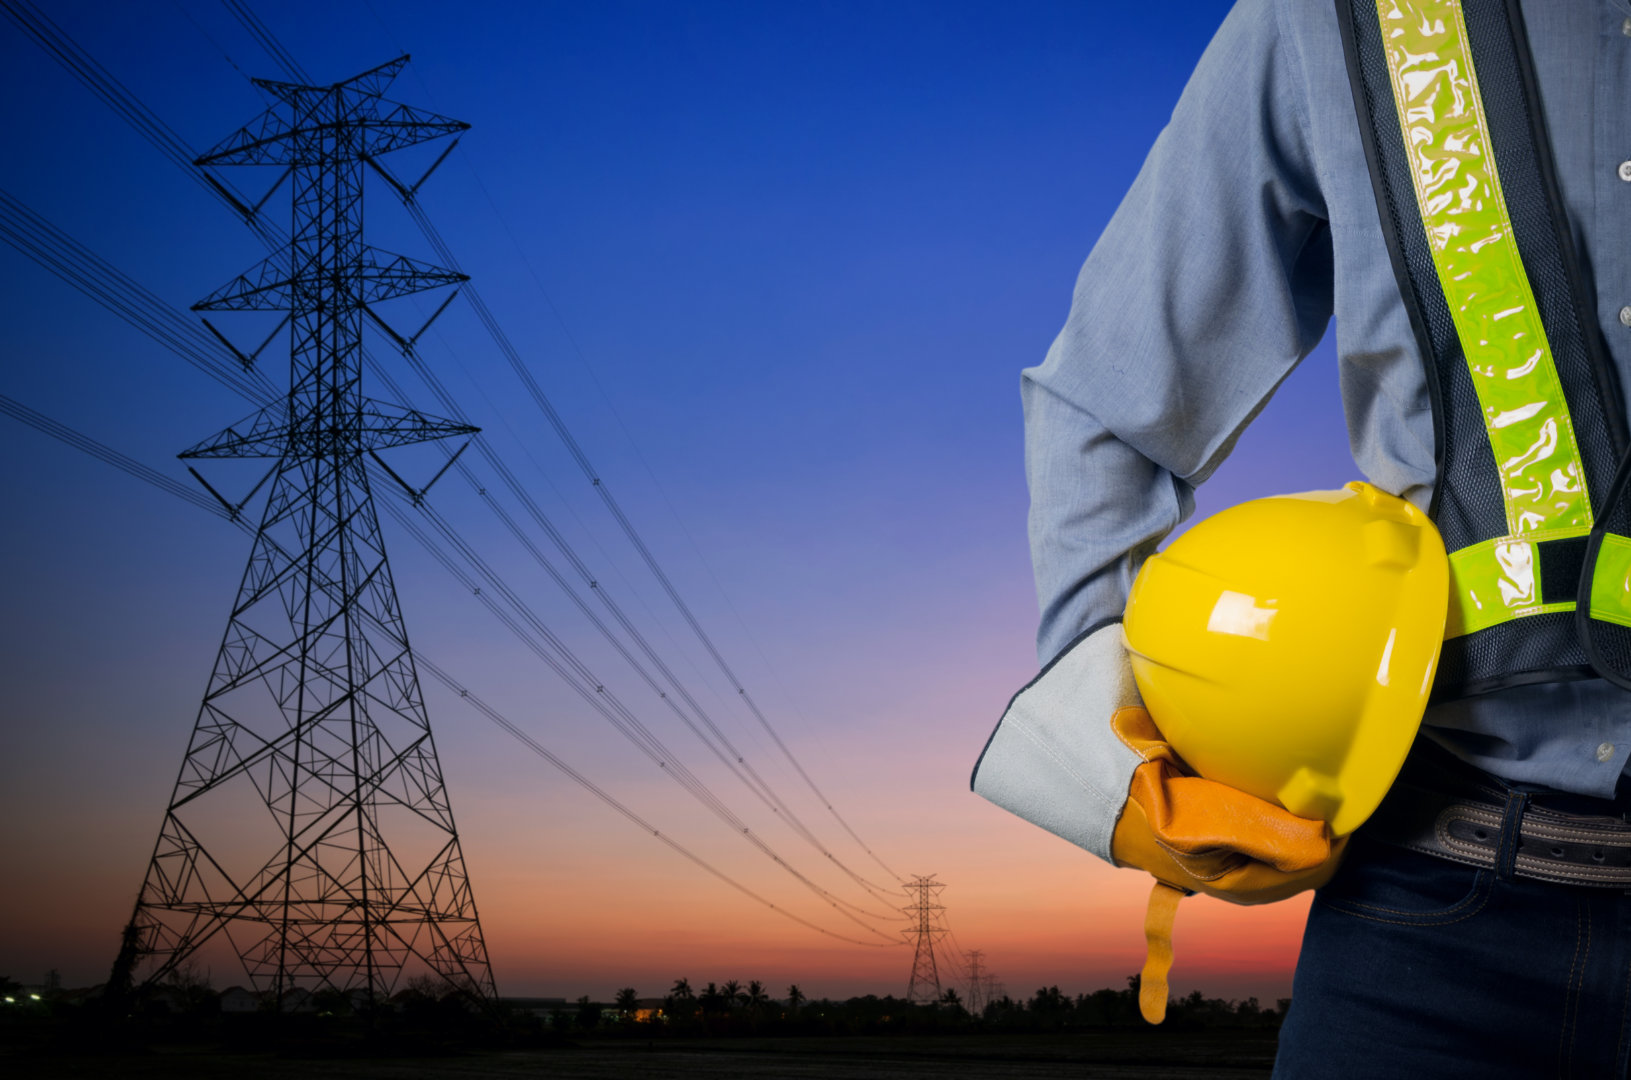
[0,396,895,949]
[14,3,903,911]
[0,188,903,928]
[222,0,903,885]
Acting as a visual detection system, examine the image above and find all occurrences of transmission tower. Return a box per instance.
[108,57,496,1008]
[902,874,947,1004]
[964,949,986,1015]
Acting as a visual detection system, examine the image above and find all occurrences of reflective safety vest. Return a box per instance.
[1337,0,1631,700]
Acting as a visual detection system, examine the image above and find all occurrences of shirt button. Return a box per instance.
[1598,742,1616,763]
[1620,306,1631,328]
[1623,16,1631,35]
[1619,161,1631,182]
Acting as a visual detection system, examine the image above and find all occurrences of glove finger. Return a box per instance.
[1115,795,1345,904]
[1132,765,1332,872]
[1114,707,1333,872]
[1195,834,1350,905]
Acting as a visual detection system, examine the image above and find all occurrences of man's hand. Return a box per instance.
[1109,705,1346,1023]
[1110,706,1345,904]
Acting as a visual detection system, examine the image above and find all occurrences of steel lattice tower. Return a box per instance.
[964,949,986,1015]
[109,57,495,1007]
[902,874,946,1004]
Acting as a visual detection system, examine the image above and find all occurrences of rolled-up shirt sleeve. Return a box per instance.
[1027,0,1335,664]
[974,0,1339,865]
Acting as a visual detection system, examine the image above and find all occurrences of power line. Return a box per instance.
[397,196,903,884]
[408,652,898,949]
[110,58,496,1007]
[220,0,310,83]
[364,324,905,908]
[400,72,882,896]
[224,0,907,895]
[1,0,276,242]
[387,499,903,935]
[938,918,977,987]
[228,0,902,885]
[902,874,948,1004]
[200,0,904,896]
[365,311,903,903]
[0,190,279,406]
[171,0,254,83]
[0,392,226,518]
[0,190,903,935]
[11,0,905,926]
[0,394,897,950]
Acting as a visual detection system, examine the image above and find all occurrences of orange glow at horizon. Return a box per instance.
[1,0,1359,1013]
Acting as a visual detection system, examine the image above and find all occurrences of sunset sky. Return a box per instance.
[0,1,1356,1004]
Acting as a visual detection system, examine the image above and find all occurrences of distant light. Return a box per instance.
[29,994,40,1001]
[3,997,13,1003]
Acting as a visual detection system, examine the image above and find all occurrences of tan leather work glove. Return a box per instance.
[1108,705,1346,1021]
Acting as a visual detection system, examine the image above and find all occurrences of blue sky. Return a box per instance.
[0,1,1354,998]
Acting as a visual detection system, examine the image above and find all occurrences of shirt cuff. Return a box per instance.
[970,620,1145,863]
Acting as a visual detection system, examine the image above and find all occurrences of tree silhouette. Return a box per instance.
[666,977,697,1024]
[615,987,638,1017]
[722,979,743,1009]
[746,979,769,1013]
[786,983,805,1014]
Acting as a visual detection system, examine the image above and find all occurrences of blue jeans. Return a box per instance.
[1274,822,1631,1078]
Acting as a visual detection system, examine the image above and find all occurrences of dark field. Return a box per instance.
[12,1033,1278,1079]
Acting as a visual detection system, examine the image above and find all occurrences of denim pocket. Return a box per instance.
[1314,834,1494,926]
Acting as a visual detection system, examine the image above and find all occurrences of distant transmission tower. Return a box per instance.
[902,874,947,1004]
[964,949,986,1015]
[108,57,495,1008]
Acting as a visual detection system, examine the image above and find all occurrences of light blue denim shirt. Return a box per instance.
[1027,0,1631,798]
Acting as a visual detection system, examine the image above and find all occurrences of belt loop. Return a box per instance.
[1494,789,1531,881]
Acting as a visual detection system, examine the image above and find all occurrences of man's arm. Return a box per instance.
[973,0,1336,864]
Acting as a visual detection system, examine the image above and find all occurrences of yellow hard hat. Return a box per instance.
[1122,481,1448,837]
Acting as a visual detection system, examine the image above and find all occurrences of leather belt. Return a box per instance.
[1363,781,1631,888]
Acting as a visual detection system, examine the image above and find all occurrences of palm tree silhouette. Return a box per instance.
[722,979,743,1009]
[787,983,805,1014]
[746,980,769,1014]
[701,981,725,1014]
[666,977,697,1024]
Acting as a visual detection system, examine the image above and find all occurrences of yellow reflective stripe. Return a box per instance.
[1450,530,1631,635]
[1374,1,1592,539]
[1589,535,1631,629]
[1445,531,1580,638]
